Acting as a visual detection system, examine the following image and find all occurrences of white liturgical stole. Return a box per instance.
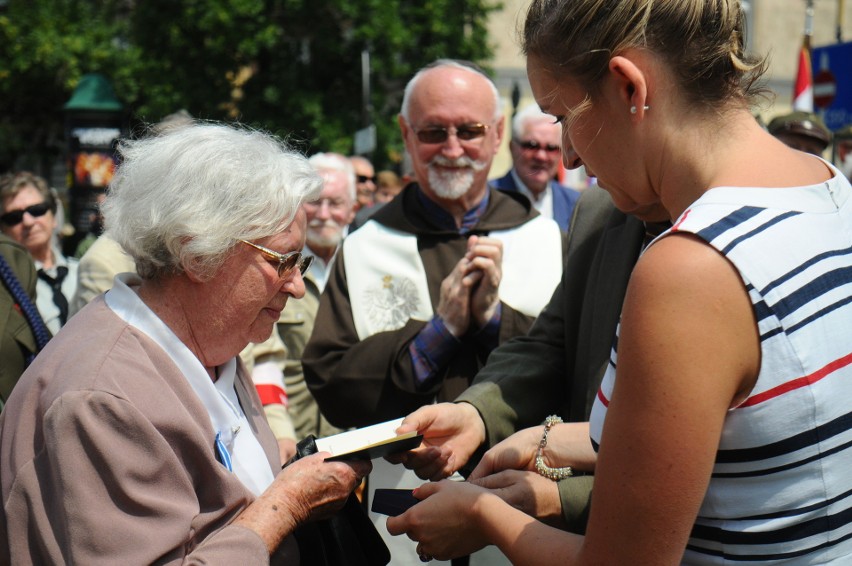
[343,215,562,340]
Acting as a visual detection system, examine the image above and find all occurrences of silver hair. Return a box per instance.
[308,152,357,202]
[400,59,503,124]
[511,102,561,140]
[102,121,322,280]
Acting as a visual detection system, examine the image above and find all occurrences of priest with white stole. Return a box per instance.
[302,59,564,566]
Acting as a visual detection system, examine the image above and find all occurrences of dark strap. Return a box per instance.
[37,265,69,326]
[0,254,51,364]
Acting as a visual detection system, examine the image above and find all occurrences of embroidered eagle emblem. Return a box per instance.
[364,275,421,332]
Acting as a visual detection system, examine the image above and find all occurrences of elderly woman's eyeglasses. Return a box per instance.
[239,240,314,278]
[413,123,490,144]
[0,202,51,227]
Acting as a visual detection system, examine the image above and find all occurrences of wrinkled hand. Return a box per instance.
[471,469,564,527]
[436,255,481,337]
[465,235,503,329]
[386,480,496,561]
[232,451,372,554]
[469,425,541,481]
[278,452,371,524]
[386,402,485,481]
[277,438,297,466]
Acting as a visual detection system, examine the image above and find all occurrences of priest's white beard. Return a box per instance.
[427,155,488,200]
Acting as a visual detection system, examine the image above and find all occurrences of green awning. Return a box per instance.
[64,73,123,111]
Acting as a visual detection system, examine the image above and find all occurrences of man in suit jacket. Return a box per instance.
[490,102,581,232]
[393,186,671,533]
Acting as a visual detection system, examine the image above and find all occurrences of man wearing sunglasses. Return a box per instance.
[303,59,563,566]
[491,103,581,232]
[0,172,79,335]
[350,155,377,210]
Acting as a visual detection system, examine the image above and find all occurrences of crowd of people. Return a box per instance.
[2,0,852,564]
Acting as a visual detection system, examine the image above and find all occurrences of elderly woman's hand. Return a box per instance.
[279,452,371,523]
[232,452,371,553]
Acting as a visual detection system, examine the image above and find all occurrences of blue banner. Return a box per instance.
[811,42,852,131]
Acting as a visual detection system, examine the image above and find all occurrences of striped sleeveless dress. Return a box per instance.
[589,172,852,564]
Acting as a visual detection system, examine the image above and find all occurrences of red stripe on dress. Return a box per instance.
[596,387,610,407]
[255,383,289,407]
[671,209,692,232]
[740,351,852,408]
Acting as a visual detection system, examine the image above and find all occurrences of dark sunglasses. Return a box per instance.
[0,202,51,227]
[413,123,490,144]
[516,140,561,154]
[239,240,314,278]
[356,174,375,184]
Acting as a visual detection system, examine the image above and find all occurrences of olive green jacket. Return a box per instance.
[278,269,343,441]
[456,186,646,533]
[0,235,40,407]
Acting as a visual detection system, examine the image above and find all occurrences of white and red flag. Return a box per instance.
[793,42,814,112]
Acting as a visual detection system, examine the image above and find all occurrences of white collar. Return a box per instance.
[105,273,274,495]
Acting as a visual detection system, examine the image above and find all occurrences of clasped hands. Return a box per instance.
[437,235,502,337]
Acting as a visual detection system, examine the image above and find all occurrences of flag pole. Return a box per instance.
[804,0,814,50]
[839,0,846,43]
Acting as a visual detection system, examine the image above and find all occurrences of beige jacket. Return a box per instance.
[68,235,136,316]
[0,297,297,565]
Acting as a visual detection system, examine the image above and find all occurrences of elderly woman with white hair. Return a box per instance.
[0,122,370,564]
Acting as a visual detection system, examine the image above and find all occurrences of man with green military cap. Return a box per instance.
[768,110,832,156]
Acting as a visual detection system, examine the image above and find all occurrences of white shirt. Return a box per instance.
[105,273,275,496]
[34,247,78,335]
[511,169,554,221]
[304,243,339,292]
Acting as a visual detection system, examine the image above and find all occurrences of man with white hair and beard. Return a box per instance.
[302,59,564,566]
[302,153,357,289]
[258,152,355,443]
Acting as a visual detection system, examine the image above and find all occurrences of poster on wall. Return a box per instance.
[71,150,118,187]
[68,126,121,187]
[64,122,123,244]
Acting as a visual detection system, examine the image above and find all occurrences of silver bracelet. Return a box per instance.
[534,415,574,481]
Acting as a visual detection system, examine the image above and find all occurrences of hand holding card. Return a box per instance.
[371,489,420,517]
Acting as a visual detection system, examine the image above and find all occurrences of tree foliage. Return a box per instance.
[0,0,501,174]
